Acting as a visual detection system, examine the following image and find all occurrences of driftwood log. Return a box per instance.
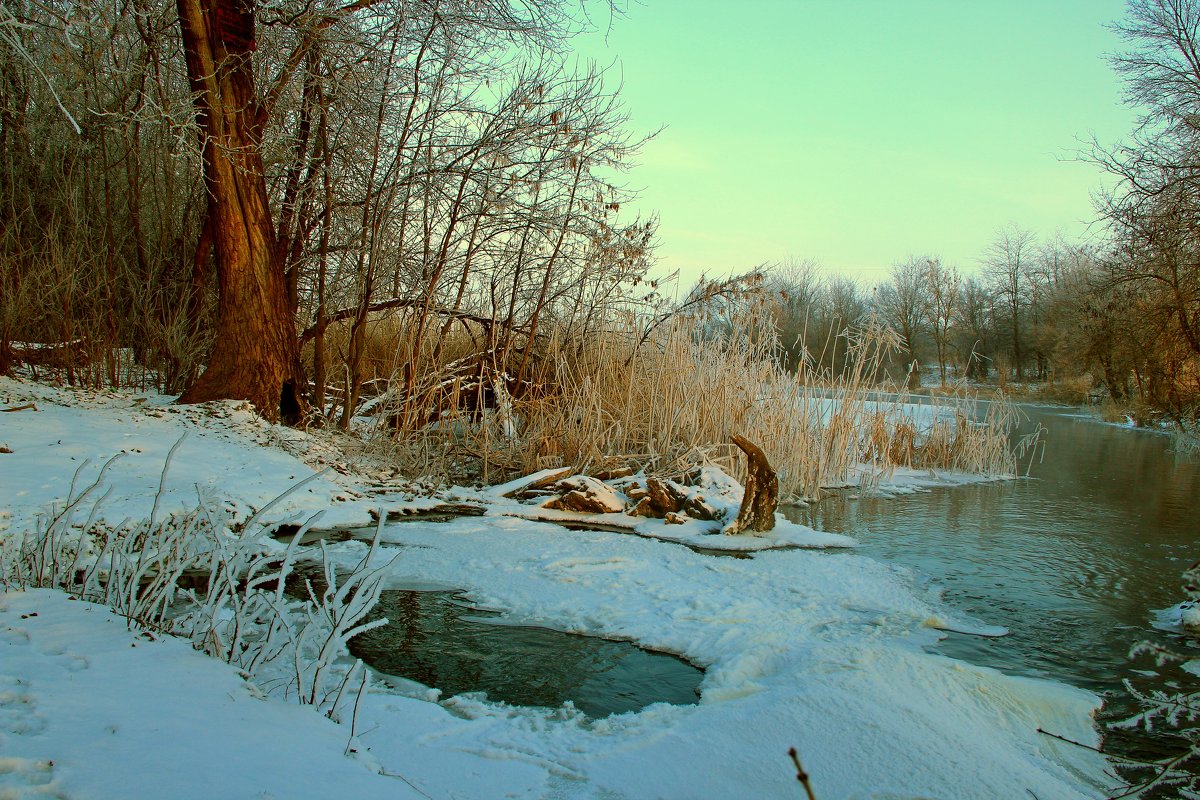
[490,467,573,499]
[726,435,779,534]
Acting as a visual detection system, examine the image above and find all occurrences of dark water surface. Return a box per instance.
[348,588,703,718]
[787,405,1200,761]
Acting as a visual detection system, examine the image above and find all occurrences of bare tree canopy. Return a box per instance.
[0,0,654,423]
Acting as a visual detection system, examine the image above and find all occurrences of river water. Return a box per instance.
[788,404,1200,766]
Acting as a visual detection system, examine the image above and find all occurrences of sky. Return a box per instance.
[574,1,1138,284]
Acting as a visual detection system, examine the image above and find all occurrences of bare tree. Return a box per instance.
[984,223,1036,380]
[1097,0,1200,357]
[767,258,825,372]
[1086,0,1200,417]
[921,258,959,387]
[953,276,995,381]
[172,0,323,421]
[875,258,927,387]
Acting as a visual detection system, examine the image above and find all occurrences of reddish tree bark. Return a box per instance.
[175,0,305,423]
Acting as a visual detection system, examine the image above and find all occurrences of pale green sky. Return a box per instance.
[575,1,1137,283]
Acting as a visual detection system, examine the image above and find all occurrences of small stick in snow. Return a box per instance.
[1035,727,1105,754]
[788,747,818,800]
[346,665,369,756]
[1,403,37,412]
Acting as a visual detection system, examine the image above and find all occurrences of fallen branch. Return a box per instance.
[2,403,37,412]
[488,467,573,498]
[500,509,643,535]
[371,503,487,522]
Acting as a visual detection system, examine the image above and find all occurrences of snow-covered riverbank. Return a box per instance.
[0,377,1115,799]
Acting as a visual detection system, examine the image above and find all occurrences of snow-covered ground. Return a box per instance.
[0,377,1116,799]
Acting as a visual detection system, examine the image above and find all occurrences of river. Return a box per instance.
[788,404,1200,771]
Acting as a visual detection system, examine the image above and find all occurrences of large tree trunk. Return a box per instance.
[174,0,305,423]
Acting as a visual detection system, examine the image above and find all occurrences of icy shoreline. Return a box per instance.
[0,377,1115,799]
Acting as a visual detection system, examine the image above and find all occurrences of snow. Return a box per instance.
[0,379,376,537]
[0,590,428,800]
[0,376,1116,799]
[1152,600,1200,632]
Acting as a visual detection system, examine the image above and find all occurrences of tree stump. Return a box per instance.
[726,435,779,534]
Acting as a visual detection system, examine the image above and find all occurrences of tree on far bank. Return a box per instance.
[875,258,927,387]
[921,258,959,387]
[953,277,995,381]
[984,223,1036,381]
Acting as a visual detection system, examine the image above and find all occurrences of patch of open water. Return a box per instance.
[347,588,703,718]
[283,563,703,718]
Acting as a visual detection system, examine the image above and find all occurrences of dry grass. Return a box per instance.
[1097,398,1133,424]
[368,300,1022,499]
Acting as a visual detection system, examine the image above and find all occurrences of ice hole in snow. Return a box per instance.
[350,588,705,717]
[284,564,704,717]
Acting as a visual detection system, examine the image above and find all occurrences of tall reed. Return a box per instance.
[372,292,1022,499]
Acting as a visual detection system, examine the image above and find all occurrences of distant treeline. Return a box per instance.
[758,217,1197,421]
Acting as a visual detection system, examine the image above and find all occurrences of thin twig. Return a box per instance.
[788,747,818,800]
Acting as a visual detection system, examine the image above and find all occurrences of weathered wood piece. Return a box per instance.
[683,495,721,521]
[369,503,487,522]
[645,477,686,514]
[544,476,625,514]
[725,435,779,534]
[592,465,635,481]
[489,467,574,499]
[502,511,640,535]
[627,497,658,517]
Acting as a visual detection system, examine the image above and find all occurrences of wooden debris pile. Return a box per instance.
[624,476,721,525]
[503,436,779,536]
[543,475,625,514]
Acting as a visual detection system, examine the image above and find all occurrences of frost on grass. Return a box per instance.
[0,445,397,724]
[1113,560,1200,797]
